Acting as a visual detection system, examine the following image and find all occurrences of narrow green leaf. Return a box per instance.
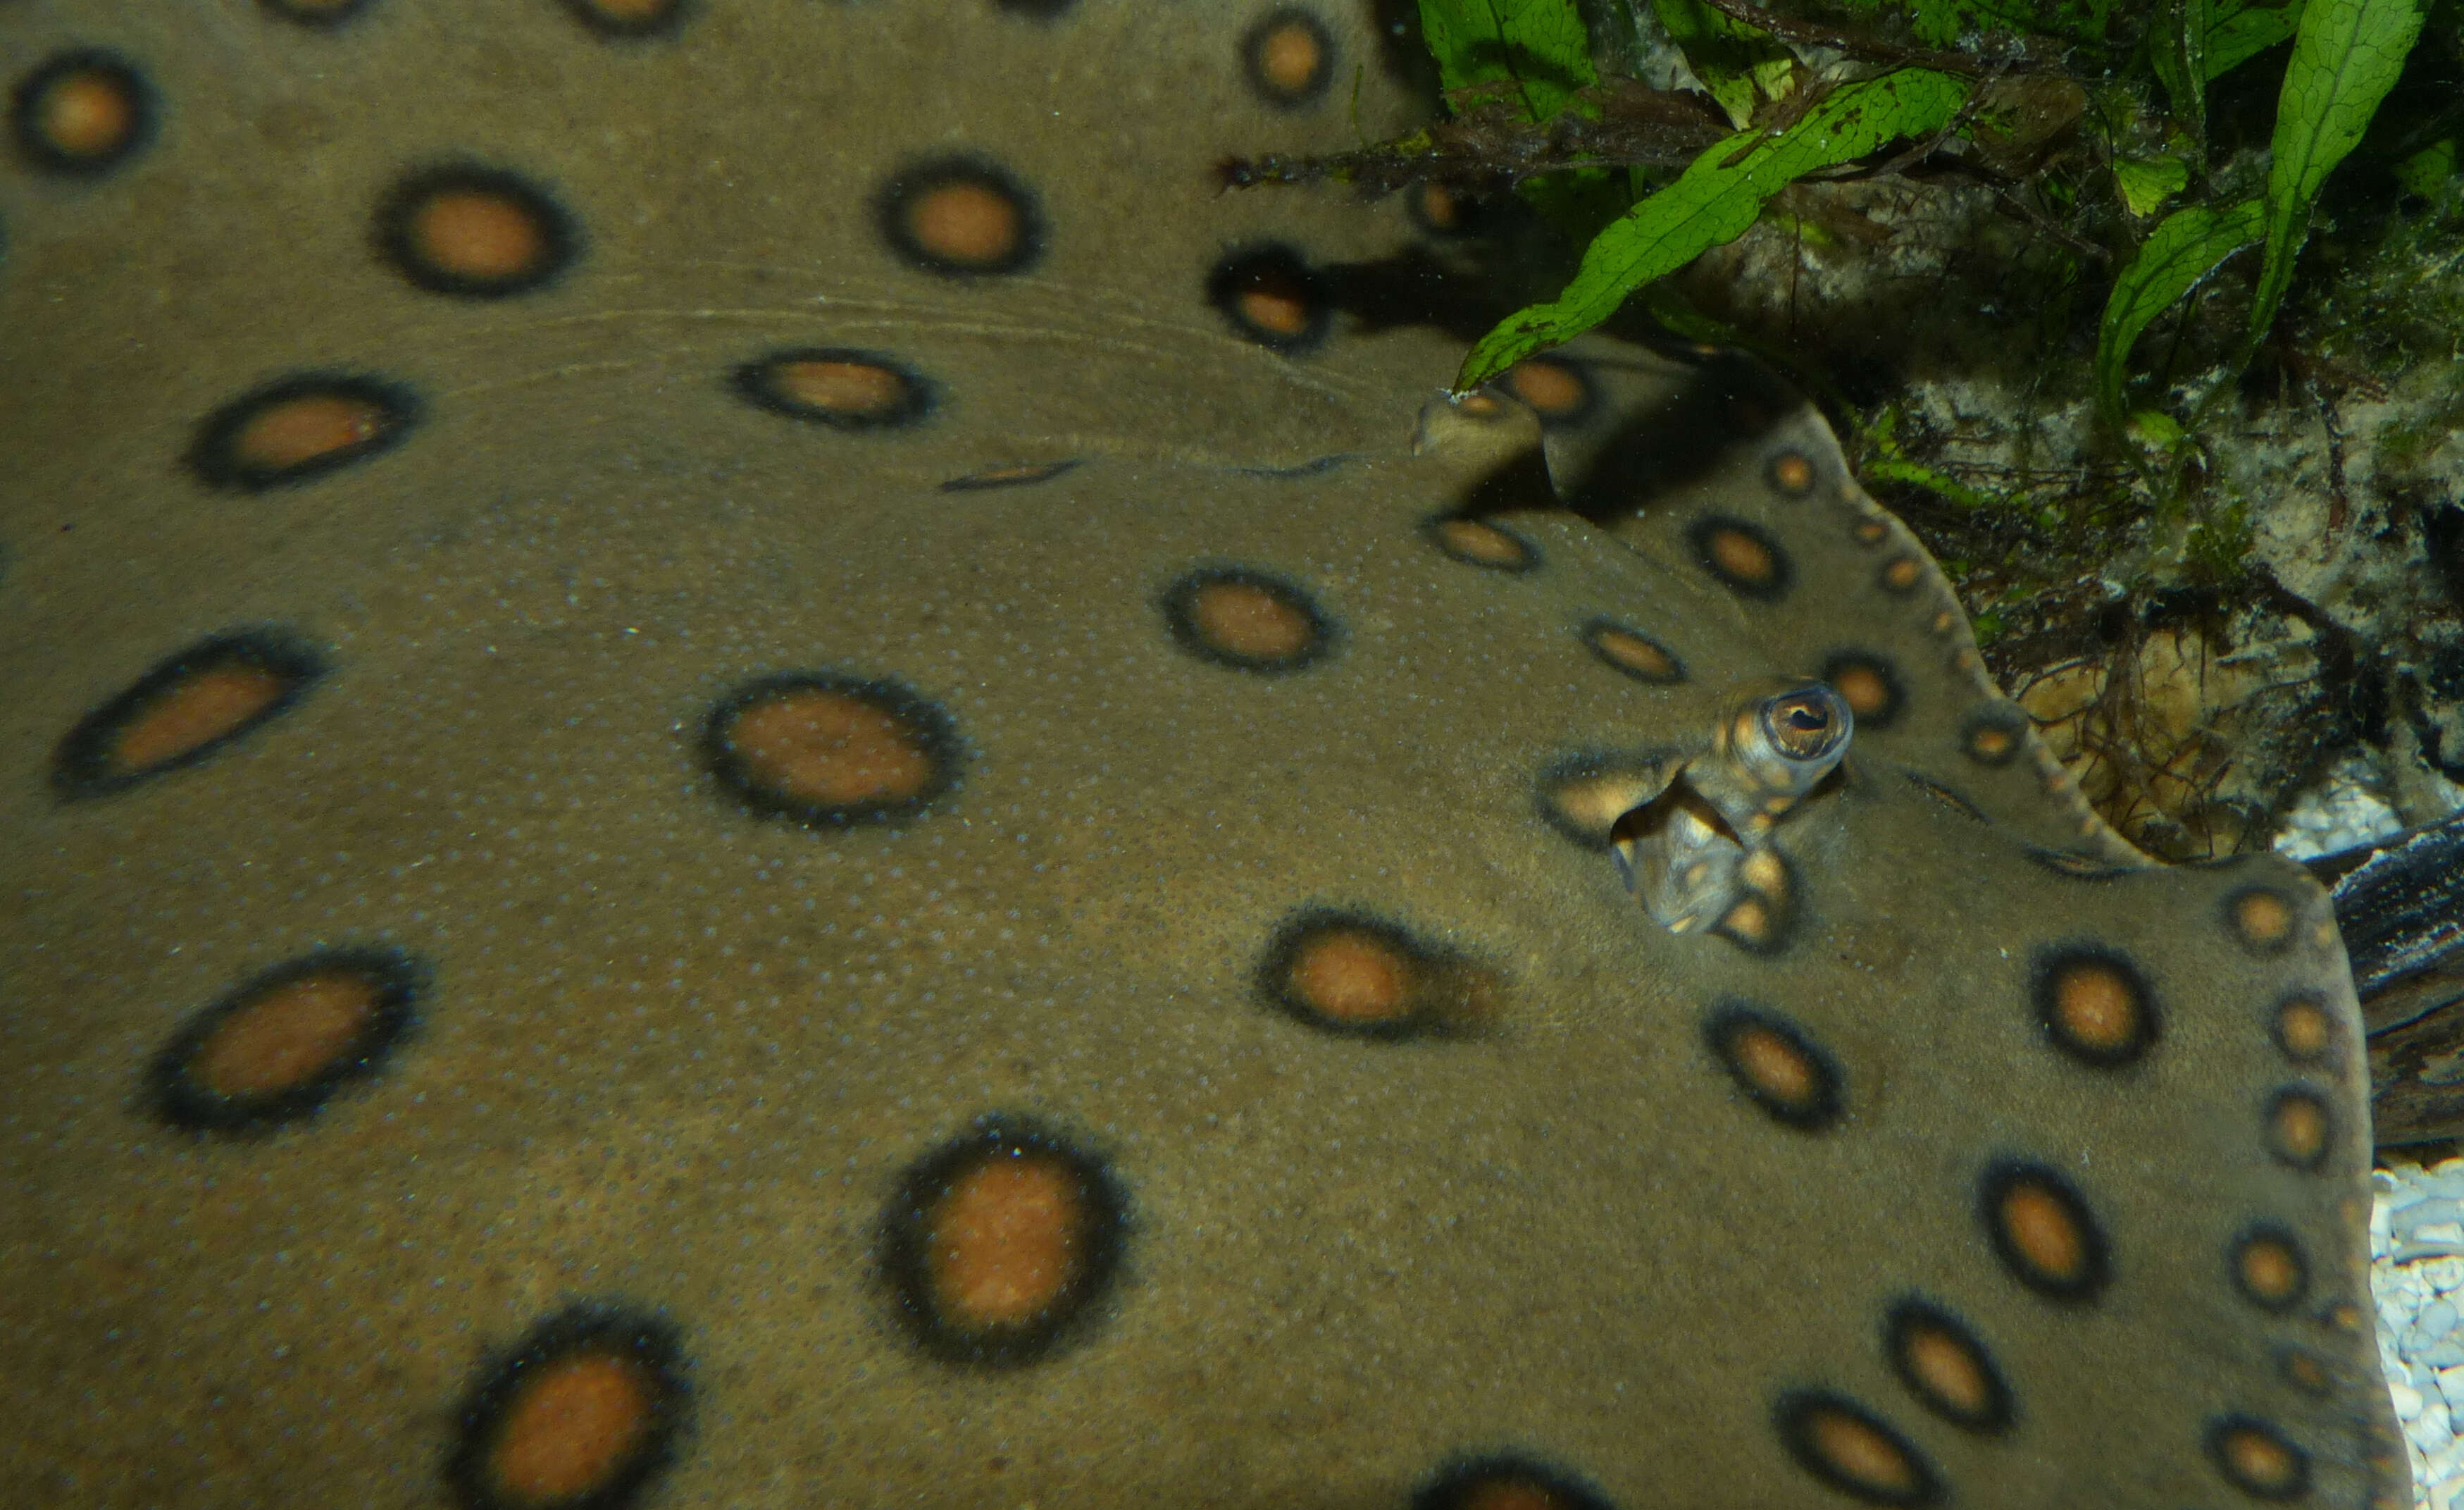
[2093,197,2265,424]
[2150,0,2210,135]
[2203,0,2306,75]
[1455,69,1972,390]
[1418,0,1597,123]
[2247,0,2426,343]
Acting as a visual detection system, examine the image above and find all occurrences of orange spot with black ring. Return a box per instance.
[1885,1298,2013,1433]
[447,1303,689,1510]
[376,163,578,297]
[1774,1391,1941,1506]
[702,672,960,827]
[11,50,151,175]
[876,156,1044,277]
[1242,8,1335,106]
[187,373,420,490]
[1979,1161,2109,1301]
[54,629,327,799]
[882,1116,1126,1366]
[149,948,421,1132]
[1704,1002,1843,1130]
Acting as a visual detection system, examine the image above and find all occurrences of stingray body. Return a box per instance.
[0,3,2406,1507]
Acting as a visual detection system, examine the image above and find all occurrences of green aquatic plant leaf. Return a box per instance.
[1651,0,1797,128]
[2247,0,2426,344]
[1455,68,1972,391]
[2205,0,2307,75]
[2093,197,2265,424]
[2114,155,2193,215]
[1418,0,1598,123]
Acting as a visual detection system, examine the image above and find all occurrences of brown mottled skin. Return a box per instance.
[0,1,2405,1506]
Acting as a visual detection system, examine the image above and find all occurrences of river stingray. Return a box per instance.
[0,1,2406,1507]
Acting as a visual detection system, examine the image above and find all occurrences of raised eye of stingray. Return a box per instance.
[1762,684,1851,765]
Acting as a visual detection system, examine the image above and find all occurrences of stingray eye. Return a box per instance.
[1762,684,1850,765]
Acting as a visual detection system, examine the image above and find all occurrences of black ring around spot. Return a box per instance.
[1206,243,1331,354]
[1820,650,1905,731]
[373,163,580,297]
[10,49,154,176]
[2203,1413,2310,1502]
[1772,1390,1943,1507]
[1505,355,1599,431]
[1703,1001,1843,1130]
[700,671,962,827]
[881,1114,1128,1366]
[53,628,328,800]
[1158,565,1335,674]
[1242,8,1336,107]
[993,0,1077,18]
[1764,447,1819,495]
[1977,1158,2111,1304]
[1255,906,1480,1040]
[728,347,938,431]
[874,155,1045,278]
[147,946,422,1133]
[2222,884,2301,955]
[559,0,691,37]
[1686,514,1792,601]
[2229,1223,2310,1312]
[1958,703,2029,767]
[2269,993,2334,1063]
[259,0,377,27]
[446,1301,690,1510]
[2028,943,2159,1070]
[1423,512,1539,573]
[1579,618,1688,685]
[1884,1297,2015,1434]
[2264,1083,2334,1172]
[1410,1453,1619,1510]
[185,372,421,490]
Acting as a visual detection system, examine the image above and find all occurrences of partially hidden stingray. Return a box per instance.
[0,2,2406,1507]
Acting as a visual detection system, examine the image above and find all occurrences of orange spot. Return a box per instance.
[1767,452,1814,493]
[1188,581,1314,662]
[1433,519,1529,568]
[727,688,932,807]
[2232,889,2295,949]
[1830,664,1889,719]
[1805,1407,1920,1497]
[1413,181,1464,230]
[108,664,285,776]
[1288,930,1412,1025]
[905,181,1022,269]
[1719,896,1772,943]
[2048,959,2141,1058]
[409,188,549,283]
[2279,1349,2330,1392]
[1898,1322,1991,1420]
[928,1154,1085,1328]
[1504,359,1587,421]
[1854,519,1889,544]
[191,969,378,1099]
[2275,996,2332,1060]
[1590,627,1679,681]
[1999,1182,2086,1284]
[235,392,389,473]
[1253,19,1326,95]
[578,0,676,20]
[1707,527,1774,584]
[1236,285,1312,338]
[2234,1233,2303,1307]
[1930,609,1955,635]
[33,67,136,161]
[1730,1023,1815,1108]
[2268,1089,2330,1168]
[2216,1422,2303,1496]
[773,360,908,419]
[488,1351,657,1504]
[1879,556,1922,593]
[1969,726,2014,760]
